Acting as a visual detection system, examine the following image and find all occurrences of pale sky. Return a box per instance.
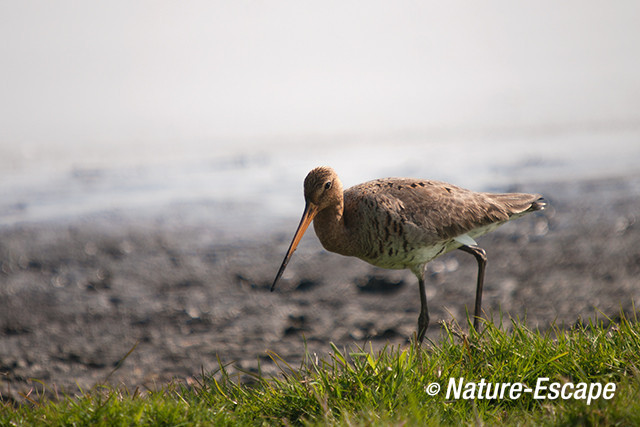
[2,1,640,147]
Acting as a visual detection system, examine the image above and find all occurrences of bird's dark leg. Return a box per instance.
[416,268,429,344]
[458,245,487,330]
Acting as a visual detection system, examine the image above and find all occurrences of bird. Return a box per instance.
[271,166,546,343]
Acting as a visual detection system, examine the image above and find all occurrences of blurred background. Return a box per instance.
[1,1,639,228]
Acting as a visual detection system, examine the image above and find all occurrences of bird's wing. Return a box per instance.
[345,178,513,244]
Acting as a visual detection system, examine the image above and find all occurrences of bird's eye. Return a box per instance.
[324,181,332,190]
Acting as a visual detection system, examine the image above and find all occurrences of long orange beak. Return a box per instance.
[271,202,319,292]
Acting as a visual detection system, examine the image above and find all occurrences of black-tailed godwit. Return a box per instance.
[271,166,546,343]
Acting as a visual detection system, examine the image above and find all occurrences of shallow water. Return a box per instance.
[1,125,639,231]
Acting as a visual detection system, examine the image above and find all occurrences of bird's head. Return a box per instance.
[303,166,343,211]
[271,166,343,292]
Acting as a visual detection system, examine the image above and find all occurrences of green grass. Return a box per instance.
[3,312,640,425]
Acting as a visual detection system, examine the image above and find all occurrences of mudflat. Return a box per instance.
[1,175,639,402]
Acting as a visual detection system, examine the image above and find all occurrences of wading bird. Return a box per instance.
[271,167,545,343]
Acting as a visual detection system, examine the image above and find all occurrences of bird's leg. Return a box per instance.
[458,245,487,330]
[416,268,429,344]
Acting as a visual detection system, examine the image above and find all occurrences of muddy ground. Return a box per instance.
[1,174,639,403]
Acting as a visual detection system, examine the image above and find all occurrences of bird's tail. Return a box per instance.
[489,193,547,219]
[527,197,547,212]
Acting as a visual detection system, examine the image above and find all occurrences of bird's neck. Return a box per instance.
[313,200,353,256]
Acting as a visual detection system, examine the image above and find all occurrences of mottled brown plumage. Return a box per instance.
[272,166,546,343]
